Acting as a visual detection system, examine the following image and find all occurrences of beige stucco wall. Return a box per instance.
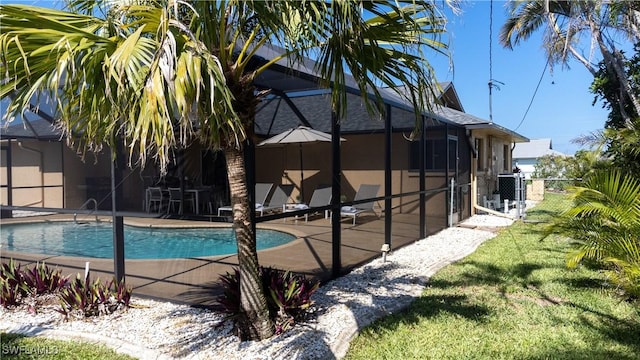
[3,127,518,217]
[0,140,64,208]
[1,139,150,211]
[256,132,451,219]
[469,129,515,213]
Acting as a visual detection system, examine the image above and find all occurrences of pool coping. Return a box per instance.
[1,214,308,237]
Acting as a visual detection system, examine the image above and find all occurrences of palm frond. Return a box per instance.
[289,0,449,123]
[1,2,239,174]
[549,169,640,296]
[500,0,550,49]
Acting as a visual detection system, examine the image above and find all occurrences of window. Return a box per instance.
[475,138,485,171]
[503,144,510,171]
[409,139,447,171]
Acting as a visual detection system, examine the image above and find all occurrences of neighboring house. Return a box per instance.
[512,138,566,179]
[1,46,527,226]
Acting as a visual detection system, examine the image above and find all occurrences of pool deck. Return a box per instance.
[1,213,445,307]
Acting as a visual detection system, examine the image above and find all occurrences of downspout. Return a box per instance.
[17,141,45,207]
[467,130,478,215]
[488,135,495,192]
[473,203,514,219]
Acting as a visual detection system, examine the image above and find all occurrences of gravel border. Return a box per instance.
[1,214,513,359]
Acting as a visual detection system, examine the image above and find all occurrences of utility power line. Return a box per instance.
[514,59,549,131]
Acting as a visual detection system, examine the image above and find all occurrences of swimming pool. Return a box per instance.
[0,222,296,259]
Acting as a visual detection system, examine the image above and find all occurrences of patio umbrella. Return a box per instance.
[258,126,344,201]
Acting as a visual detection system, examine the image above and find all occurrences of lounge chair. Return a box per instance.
[217,183,273,216]
[258,184,294,214]
[340,184,380,225]
[284,186,332,222]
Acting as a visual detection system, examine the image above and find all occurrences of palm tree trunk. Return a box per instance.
[588,11,640,125]
[224,147,274,340]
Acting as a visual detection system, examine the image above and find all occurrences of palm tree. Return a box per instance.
[1,0,452,339]
[499,0,640,126]
[547,170,640,297]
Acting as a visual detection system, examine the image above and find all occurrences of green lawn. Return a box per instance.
[0,333,135,360]
[345,193,640,360]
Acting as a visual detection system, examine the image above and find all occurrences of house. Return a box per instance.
[512,138,566,179]
[1,45,527,227]
[254,83,527,225]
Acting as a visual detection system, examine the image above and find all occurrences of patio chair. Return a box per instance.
[340,184,380,225]
[217,183,273,216]
[284,186,332,222]
[167,187,196,214]
[146,187,166,213]
[258,184,294,214]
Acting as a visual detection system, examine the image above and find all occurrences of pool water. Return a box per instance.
[0,222,296,259]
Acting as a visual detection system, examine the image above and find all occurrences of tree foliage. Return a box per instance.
[532,154,568,179]
[590,43,640,177]
[591,43,640,129]
[532,150,609,184]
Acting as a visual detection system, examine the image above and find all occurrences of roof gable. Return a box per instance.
[437,82,464,111]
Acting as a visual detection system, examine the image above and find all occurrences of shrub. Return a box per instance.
[264,268,319,333]
[1,260,71,309]
[56,273,132,319]
[217,267,320,334]
[217,268,241,316]
[1,260,131,317]
[0,260,28,308]
[22,262,69,296]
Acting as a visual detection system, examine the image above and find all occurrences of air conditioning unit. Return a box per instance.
[498,173,526,206]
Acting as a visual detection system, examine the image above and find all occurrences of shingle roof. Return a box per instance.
[0,119,60,140]
[512,138,566,159]
[255,90,528,143]
[1,96,61,140]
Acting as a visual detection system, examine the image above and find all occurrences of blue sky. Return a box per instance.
[432,1,610,155]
